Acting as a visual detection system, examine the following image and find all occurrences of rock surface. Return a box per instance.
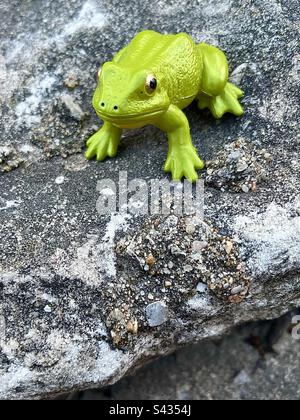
[67,312,300,400]
[0,0,299,399]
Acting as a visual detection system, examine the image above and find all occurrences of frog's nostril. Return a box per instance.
[101,102,105,107]
[114,106,119,111]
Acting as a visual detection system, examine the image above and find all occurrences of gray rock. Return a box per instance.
[0,0,299,400]
[86,314,300,401]
[146,302,169,327]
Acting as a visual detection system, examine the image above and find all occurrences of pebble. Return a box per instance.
[228,150,242,161]
[231,285,243,295]
[225,241,234,255]
[145,301,169,327]
[192,241,208,252]
[207,168,214,175]
[191,252,201,261]
[236,162,248,172]
[61,94,86,121]
[146,254,156,267]
[170,245,186,256]
[263,152,272,161]
[64,74,79,89]
[165,215,178,228]
[55,176,65,185]
[126,319,138,334]
[233,370,251,386]
[196,282,208,294]
[186,224,196,235]
[183,265,193,273]
[242,184,250,193]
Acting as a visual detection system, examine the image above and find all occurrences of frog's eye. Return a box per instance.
[145,74,157,94]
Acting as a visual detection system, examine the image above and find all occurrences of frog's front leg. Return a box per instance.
[155,105,205,182]
[85,122,122,161]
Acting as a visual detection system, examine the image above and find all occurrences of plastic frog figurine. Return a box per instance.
[86,30,244,182]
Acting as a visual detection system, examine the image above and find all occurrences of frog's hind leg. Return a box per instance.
[197,44,244,119]
[198,83,244,119]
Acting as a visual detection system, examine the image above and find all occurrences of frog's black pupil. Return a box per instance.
[150,79,157,90]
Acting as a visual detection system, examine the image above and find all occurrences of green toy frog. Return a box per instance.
[86,30,244,182]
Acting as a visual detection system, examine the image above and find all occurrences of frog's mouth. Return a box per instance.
[96,108,166,122]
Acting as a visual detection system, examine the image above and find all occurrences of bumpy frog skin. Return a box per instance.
[86,30,244,182]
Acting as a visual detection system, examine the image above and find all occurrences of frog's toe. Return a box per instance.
[96,144,109,161]
[86,137,93,147]
[165,149,204,182]
[96,141,118,161]
[164,157,172,173]
[86,132,100,148]
[86,134,101,159]
[165,159,183,181]
[172,166,184,181]
[183,164,198,183]
[96,151,106,162]
[107,141,118,158]
[194,154,205,170]
[85,144,97,160]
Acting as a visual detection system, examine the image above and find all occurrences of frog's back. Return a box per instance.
[114,31,202,107]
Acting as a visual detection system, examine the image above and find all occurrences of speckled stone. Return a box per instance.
[145,301,169,327]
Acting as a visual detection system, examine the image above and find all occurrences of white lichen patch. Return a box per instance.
[0,54,9,102]
[0,366,32,398]
[235,202,300,276]
[6,1,107,64]
[201,0,232,16]
[63,0,107,36]
[49,239,101,287]
[18,144,38,154]
[3,0,108,129]
[14,75,57,127]
[48,214,131,286]
[259,92,297,124]
[98,213,132,278]
[0,199,21,212]
[187,294,215,311]
[289,54,300,83]
[0,326,126,399]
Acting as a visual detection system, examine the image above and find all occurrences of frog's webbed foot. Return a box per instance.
[85,122,122,161]
[198,83,244,119]
[155,105,205,183]
[165,145,204,183]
